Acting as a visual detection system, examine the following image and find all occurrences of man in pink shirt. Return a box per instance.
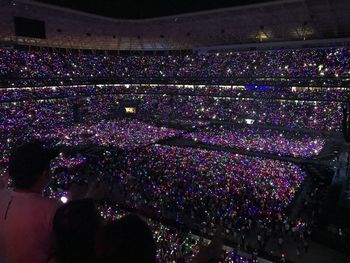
[0,142,59,263]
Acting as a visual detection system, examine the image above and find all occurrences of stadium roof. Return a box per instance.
[35,0,276,20]
[1,0,350,50]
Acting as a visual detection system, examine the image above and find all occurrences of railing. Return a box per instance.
[1,76,350,88]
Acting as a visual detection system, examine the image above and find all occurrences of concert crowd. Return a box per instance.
[0,46,347,262]
[0,85,348,103]
[1,48,349,85]
[184,127,325,158]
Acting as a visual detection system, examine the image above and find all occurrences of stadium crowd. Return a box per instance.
[38,145,306,262]
[98,203,258,263]
[0,89,338,175]
[0,85,348,103]
[134,94,343,131]
[0,46,346,262]
[184,126,325,158]
[120,145,305,229]
[41,144,307,262]
[43,119,183,150]
[0,84,344,140]
[1,48,349,85]
[0,81,341,171]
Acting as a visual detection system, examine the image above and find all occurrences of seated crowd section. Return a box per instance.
[1,47,350,83]
[0,84,344,168]
[0,46,349,263]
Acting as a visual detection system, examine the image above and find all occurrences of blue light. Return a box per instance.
[245,85,272,90]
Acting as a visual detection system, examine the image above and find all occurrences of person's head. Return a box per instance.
[8,141,58,191]
[53,198,101,263]
[97,214,156,263]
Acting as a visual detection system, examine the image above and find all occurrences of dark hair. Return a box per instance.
[98,214,156,263]
[8,141,58,189]
[53,199,100,263]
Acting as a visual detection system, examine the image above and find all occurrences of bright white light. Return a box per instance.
[245,119,254,125]
[60,196,68,204]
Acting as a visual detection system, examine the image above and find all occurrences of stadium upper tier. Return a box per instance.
[1,85,349,103]
[0,84,346,132]
[1,47,350,86]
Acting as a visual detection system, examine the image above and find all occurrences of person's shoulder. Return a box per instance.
[35,197,62,224]
[29,194,61,211]
[41,197,61,209]
[0,188,11,197]
[0,188,11,207]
